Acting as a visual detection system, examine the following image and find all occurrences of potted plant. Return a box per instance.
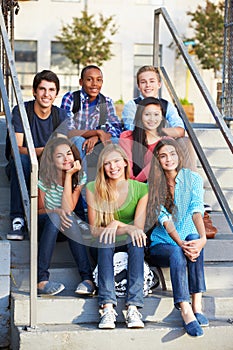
[179,98,194,122]
[114,97,124,118]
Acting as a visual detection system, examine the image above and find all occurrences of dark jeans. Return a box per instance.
[10,154,30,220]
[149,234,206,308]
[97,242,144,308]
[38,212,93,283]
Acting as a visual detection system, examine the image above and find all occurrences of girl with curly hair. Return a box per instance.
[37,137,95,296]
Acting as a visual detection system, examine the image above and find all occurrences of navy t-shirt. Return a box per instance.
[12,101,68,148]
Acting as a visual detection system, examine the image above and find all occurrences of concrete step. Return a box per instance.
[197,148,233,168]
[10,259,233,297]
[11,319,233,350]
[0,164,10,188]
[197,167,233,189]
[0,187,10,212]
[194,128,233,148]
[204,189,233,211]
[10,286,233,326]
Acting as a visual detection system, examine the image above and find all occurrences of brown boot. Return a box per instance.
[203,212,218,239]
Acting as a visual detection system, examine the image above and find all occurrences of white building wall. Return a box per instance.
[14,0,220,122]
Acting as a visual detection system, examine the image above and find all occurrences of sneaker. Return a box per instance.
[98,308,117,329]
[7,218,25,241]
[75,280,95,295]
[125,308,144,328]
[37,281,65,296]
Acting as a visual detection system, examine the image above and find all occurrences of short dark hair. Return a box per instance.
[33,70,60,94]
[80,65,103,79]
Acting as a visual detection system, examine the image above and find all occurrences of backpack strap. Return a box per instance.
[72,90,107,127]
[134,96,142,105]
[72,90,81,115]
[98,93,107,127]
[159,98,168,116]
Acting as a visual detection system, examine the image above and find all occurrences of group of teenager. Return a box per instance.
[6,65,211,337]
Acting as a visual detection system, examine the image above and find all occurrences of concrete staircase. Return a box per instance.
[1,119,233,349]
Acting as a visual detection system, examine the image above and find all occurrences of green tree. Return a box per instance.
[56,11,118,73]
[186,0,224,74]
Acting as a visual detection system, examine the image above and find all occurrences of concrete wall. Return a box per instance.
[0,241,10,348]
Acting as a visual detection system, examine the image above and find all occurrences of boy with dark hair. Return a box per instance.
[7,70,68,241]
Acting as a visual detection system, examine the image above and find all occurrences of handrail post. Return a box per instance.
[153,10,160,67]
[0,10,38,328]
[153,8,233,233]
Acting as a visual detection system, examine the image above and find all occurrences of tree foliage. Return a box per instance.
[186,0,224,73]
[56,11,118,72]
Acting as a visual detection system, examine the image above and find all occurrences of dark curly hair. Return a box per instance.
[39,137,83,191]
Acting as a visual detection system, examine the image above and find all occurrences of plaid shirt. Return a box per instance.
[61,89,122,138]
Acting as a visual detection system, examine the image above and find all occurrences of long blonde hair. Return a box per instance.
[94,144,130,227]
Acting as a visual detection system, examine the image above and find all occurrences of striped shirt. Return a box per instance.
[38,171,87,210]
[150,168,205,247]
[60,89,122,138]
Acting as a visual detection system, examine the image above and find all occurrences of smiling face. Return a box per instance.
[103,151,127,181]
[79,68,103,102]
[53,144,75,172]
[33,80,58,109]
[157,145,179,172]
[142,104,163,131]
[138,71,161,98]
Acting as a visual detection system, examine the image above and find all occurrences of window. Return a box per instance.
[14,40,37,98]
[51,41,78,94]
[133,44,154,97]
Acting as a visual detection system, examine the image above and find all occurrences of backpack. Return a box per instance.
[134,96,168,116]
[72,90,108,127]
[5,100,61,161]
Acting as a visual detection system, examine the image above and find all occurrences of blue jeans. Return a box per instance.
[10,154,31,220]
[38,212,93,283]
[149,234,206,308]
[97,242,144,308]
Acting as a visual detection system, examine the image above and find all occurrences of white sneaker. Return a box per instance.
[98,308,117,329]
[125,308,144,328]
[7,218,25,241]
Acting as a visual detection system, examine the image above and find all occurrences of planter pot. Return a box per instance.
[115,103,124,119]
[182,104,194,122]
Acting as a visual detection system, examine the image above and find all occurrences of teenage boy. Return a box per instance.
[122,65,185,138]
[61,65,122,169]
[7,70,68,241]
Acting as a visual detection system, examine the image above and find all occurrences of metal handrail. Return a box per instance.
[0,11,38,327]
[153,7,233,232]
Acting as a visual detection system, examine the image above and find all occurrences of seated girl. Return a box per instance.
[37,137,95,296]
[146,138,208,337]
[86,144,148,329]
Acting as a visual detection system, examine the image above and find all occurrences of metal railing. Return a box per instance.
[0,10,38,327]
[153,7,233,233]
